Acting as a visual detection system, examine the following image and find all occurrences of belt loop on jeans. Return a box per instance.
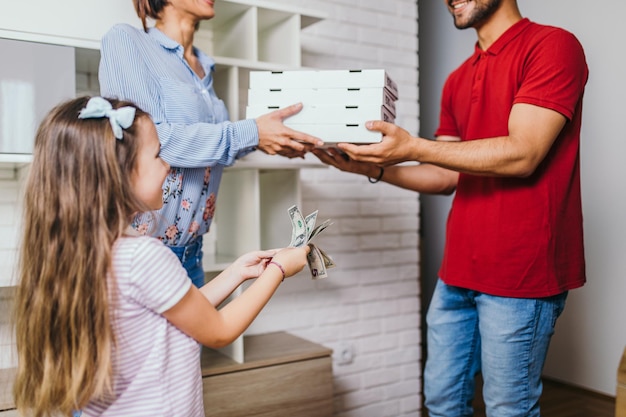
[184,239,201,262]
[169,239,201,264]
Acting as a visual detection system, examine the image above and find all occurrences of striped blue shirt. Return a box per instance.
[99,24,258,246]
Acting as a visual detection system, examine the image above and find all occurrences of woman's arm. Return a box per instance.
[99,25,258,168]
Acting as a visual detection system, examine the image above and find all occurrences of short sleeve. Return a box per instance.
[117,237,192,314]
[514,29,588,121]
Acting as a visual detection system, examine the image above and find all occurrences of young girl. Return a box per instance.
[13,96,309,417]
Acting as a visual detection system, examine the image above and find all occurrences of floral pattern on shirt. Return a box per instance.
[203,167,211,187]
[162,216,183,245]
[203,194,216,222]
[163,168,184,204]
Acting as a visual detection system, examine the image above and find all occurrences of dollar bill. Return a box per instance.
[308,218,333,242]
[304,210,318,240]
[288,205,307,248]
[318,246,336,269]
[307,243,328,279]
[287,205,336,279]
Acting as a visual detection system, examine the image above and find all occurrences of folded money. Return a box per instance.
[287,205,336,279]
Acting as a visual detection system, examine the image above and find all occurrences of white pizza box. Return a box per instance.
[283,123,383,144]
[247,86,397,113]
[249,69,398,100]
[246,103,395,125]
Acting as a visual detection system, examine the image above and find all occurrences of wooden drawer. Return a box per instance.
[203,356,332,416]
[202,332,333,417]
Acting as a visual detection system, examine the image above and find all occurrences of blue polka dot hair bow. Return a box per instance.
[78,96,136,140]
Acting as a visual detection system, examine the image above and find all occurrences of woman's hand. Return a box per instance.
[255,103,323,158]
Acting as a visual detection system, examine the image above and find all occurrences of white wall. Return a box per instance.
[419,0,626,397]
[520,1,626,396]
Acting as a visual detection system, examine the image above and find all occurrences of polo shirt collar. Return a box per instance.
[471,17,531,64]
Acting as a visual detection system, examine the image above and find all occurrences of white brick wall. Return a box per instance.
[0,1,420,414]
[245,1,421,415]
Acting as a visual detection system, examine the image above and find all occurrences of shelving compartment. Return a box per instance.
[260,169,301,250]
[257,9,300,67]
[197,1,325,69]
[197,2,258,62]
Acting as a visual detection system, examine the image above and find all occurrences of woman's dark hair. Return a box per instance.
[134,0,169,31]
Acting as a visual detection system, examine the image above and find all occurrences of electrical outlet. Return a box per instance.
[335,343,355,365]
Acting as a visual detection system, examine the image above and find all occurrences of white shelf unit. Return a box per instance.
[0,0,326,363]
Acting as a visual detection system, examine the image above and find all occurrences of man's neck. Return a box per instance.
[475,3,523,50]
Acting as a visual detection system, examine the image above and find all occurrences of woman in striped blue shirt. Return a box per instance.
[99,0,322,288]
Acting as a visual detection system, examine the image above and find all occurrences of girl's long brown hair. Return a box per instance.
[13,97,151,417]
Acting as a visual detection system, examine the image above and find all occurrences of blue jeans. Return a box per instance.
[168,239,205,288]
[424,279,567,417]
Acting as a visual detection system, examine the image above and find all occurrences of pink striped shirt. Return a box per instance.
[84,236,203,417]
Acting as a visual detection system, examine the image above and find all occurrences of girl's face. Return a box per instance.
[131,117,170,210]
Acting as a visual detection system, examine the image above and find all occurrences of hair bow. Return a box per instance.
[78,97,136,140]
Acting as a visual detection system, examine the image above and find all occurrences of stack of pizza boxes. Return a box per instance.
[246,69,398,144]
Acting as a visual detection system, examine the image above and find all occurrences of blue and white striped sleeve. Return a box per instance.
[99,25,258,168]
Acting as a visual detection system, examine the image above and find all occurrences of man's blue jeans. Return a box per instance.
[424,279,567,417]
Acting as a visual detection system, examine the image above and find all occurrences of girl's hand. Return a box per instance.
[230,249,278,281]
[270,246,310,279]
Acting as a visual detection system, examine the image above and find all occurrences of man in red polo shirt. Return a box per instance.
[312,0,588,415]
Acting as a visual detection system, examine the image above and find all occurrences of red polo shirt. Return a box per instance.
[436,18,588,297]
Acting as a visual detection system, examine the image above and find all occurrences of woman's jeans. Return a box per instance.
[424,279,567,417]
[168,239,205,288]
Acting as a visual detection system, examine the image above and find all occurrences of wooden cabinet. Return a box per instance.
[0,367,15,415]
[202,332,333,417]
[617,346,626,417]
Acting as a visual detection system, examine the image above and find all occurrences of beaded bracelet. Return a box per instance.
[269,260,286,281]
[368,166,384,184]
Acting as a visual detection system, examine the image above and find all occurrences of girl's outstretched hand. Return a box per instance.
[270,246,310,279]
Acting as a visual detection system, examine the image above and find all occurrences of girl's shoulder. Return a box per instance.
[113,236,191,312]
[115,234,172,258]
